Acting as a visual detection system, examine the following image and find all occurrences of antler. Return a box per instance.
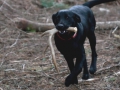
[41,28,59,72]
[41,27,77,73]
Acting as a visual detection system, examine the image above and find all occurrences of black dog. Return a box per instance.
[52,0,116,87]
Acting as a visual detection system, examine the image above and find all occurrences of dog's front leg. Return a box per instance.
[64,55,78,86]
[65,45,88,87]
[65,56,84,87]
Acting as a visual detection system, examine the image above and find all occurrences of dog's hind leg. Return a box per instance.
[87,30,97,74]
[82,59,89,79]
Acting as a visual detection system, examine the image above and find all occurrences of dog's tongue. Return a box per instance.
[58,30,66,34]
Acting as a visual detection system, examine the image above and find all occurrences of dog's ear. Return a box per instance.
[52,12,58,24]
[73,13,81,23]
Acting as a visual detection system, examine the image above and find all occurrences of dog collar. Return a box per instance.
[56,32,77,40]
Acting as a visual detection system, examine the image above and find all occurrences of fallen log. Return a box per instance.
[96,21,120,30]
[14,18,54,32]
[14,18,120,32]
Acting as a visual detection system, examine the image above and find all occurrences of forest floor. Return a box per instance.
[0,0,120,90]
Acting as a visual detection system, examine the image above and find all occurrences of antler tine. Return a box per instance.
[41,30,51,37]
[48,34,59,72]
[41,28,59,72]
[41,28,58,36]
[41,28,57,56]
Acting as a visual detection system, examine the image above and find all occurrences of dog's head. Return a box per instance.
[52,10,81,34]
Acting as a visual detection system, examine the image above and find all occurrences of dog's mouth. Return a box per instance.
[55,24,69,34]
[58,30,67,34]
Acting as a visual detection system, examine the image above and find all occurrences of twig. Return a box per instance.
[78,78,99,82]
[0,52,18,67]
[0,0,18,13]
[0,0,5,10]
[4,69,18,71]
[22,64,25,72]
[39,65,64,86]
[7,31,20,48]
[40,65,55,79]
[0,28,7,35]
[112,26,120,39]
[114,71,120,76]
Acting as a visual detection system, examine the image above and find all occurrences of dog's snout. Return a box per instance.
[56,24,64,30]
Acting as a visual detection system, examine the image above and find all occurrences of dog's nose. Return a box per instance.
[56,24,64,30]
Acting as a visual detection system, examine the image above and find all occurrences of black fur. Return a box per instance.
[52,0,116,87]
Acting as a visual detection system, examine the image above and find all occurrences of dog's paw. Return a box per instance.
[82,74,89,80]
[65,75,78,87]
[71,77,78,85]
[89,67,97,74]
[65,75,71,87]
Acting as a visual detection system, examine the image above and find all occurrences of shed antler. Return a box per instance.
[41,27,77,73]
[41,28,58,72]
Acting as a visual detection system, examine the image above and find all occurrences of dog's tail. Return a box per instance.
[83,0,116,8]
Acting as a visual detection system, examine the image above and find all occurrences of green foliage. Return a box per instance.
[54,2,69,9]
[40,0,54,8]
[26,26,36,33]
[40,0,69,9]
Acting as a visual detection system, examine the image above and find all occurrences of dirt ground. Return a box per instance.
[0,0,120,90]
